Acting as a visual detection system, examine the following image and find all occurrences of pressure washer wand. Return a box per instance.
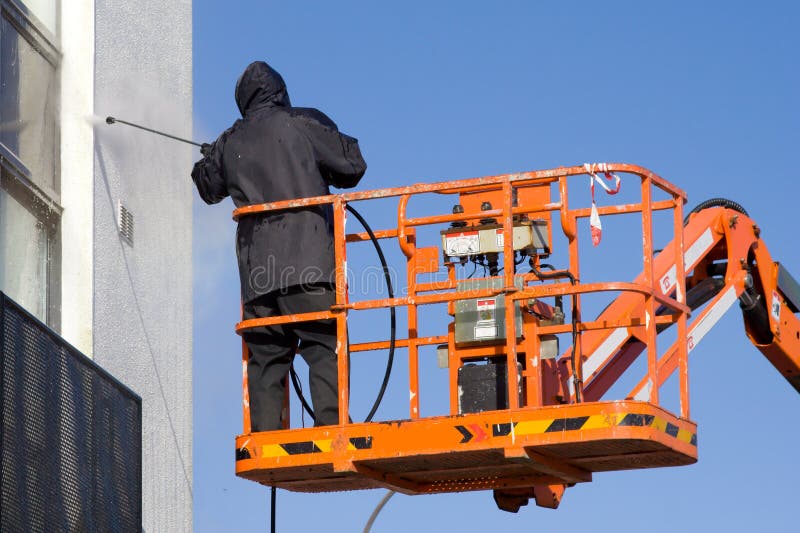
[105,116,203,148]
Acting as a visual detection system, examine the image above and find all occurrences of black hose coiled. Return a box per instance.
[289,203,396,424]
[345,204,396,423]
[684,197,749,225]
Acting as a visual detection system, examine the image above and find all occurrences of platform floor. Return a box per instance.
[235,401,697,494]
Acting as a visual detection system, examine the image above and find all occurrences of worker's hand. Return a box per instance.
[200,143,212,157]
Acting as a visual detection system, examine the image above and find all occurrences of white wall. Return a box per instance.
[92,1,193,531]
[59,0,94,356]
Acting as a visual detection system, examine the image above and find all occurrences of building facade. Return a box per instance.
[0,1,193,530]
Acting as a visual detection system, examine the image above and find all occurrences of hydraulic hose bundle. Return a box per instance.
[683,197,748,225]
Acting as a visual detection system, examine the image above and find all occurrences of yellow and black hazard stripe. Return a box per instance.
[256,439,329,459]
[616,414,697,446]
[349,436,373,450]
[478,413,697,446]
[243,436,374,460]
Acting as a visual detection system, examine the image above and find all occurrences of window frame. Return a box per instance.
[0,0,61,329]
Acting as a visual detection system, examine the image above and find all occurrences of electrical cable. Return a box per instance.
[529,261,582,403]
[467,259,479,279]
[288,204,396,424]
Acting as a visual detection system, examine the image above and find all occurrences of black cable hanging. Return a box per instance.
[289,363,313,425]
[289,203,397,424]
[270,486,276,533]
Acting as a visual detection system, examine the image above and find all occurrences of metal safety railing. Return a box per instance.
[233,163,691,433]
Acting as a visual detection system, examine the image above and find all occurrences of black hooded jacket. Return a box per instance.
[192,61,367,302]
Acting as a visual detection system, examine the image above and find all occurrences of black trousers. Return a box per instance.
[242,284,339,431]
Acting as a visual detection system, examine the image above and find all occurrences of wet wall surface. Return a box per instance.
[93,2,193,531]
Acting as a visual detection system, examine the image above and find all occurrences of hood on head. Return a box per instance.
[234,61,290,116]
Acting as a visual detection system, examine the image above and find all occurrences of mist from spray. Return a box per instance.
[90,74,197,505]
[85,114,109,127]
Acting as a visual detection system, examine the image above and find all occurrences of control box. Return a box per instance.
[455,277,523,346]
[441,220,549,259]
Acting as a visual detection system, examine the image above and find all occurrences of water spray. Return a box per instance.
[105,116,203,147]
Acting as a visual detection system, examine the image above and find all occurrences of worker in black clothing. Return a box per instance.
[191,61,366,431]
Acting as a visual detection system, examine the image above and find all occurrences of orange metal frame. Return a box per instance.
[229,163,800,507]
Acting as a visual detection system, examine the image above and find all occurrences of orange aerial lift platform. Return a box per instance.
[230,163,800,511]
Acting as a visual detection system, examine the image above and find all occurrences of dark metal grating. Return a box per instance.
[117,200,135,246]
[0,293,142,532]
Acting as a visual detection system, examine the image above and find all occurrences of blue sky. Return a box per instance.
[192,2,799,531]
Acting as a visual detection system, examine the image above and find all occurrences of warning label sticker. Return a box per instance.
[474,298,498,339]
[476,299,496,322]
[660,265,677,295]
[771,290,781,321]
[444,231,480,256]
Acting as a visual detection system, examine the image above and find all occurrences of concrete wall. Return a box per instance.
[92,1,193,531]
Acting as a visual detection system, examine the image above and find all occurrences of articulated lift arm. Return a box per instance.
[557,205,800,407]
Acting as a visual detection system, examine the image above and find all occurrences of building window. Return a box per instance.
[14,0,56,36]
[0,0,60,328]
[0,172,58,323]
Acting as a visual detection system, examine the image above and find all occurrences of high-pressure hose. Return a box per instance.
[284,205,398,533]
[346,204,397,422]
[289,203,397,424]
[270,487,276,533]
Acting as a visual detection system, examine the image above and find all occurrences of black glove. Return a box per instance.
[200,143,212,157]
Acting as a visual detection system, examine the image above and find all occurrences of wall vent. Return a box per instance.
[117,200,134,245]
